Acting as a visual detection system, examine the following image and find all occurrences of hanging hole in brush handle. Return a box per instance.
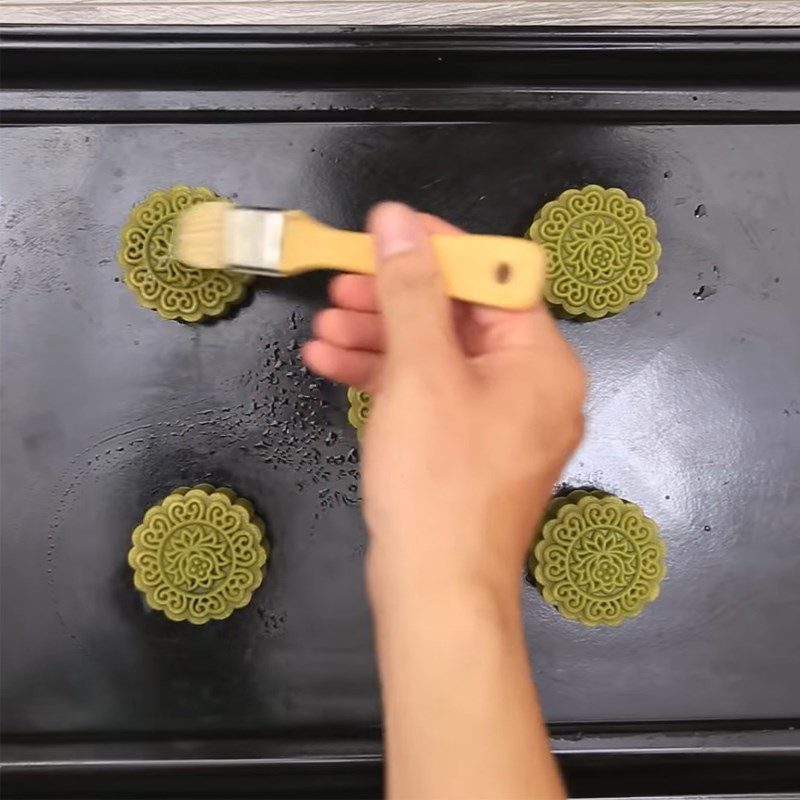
[496,262,511,284]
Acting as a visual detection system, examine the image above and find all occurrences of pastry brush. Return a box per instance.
[174,202,546,311]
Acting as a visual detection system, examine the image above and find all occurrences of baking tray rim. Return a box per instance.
[2,23,800,794]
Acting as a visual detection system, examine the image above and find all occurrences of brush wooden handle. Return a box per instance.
[280,211,545,311]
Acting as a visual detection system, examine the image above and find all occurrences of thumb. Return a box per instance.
[368,202,460,369]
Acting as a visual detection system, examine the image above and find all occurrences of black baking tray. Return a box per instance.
[2,26,800,798]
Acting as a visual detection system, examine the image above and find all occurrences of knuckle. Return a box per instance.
[564,353,588,404]
[568,409,586,449]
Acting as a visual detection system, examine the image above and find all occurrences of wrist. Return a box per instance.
[365,534,523,623]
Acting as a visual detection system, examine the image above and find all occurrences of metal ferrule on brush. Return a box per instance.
[225,208,285,276]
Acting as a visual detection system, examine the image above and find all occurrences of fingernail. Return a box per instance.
[371,202,421,261]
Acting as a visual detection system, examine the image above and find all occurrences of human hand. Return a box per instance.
[302,202,585,602]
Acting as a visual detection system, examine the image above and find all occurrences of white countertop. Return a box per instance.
[2,0,799,27]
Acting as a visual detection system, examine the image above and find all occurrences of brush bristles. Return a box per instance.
[174,201,229,270]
